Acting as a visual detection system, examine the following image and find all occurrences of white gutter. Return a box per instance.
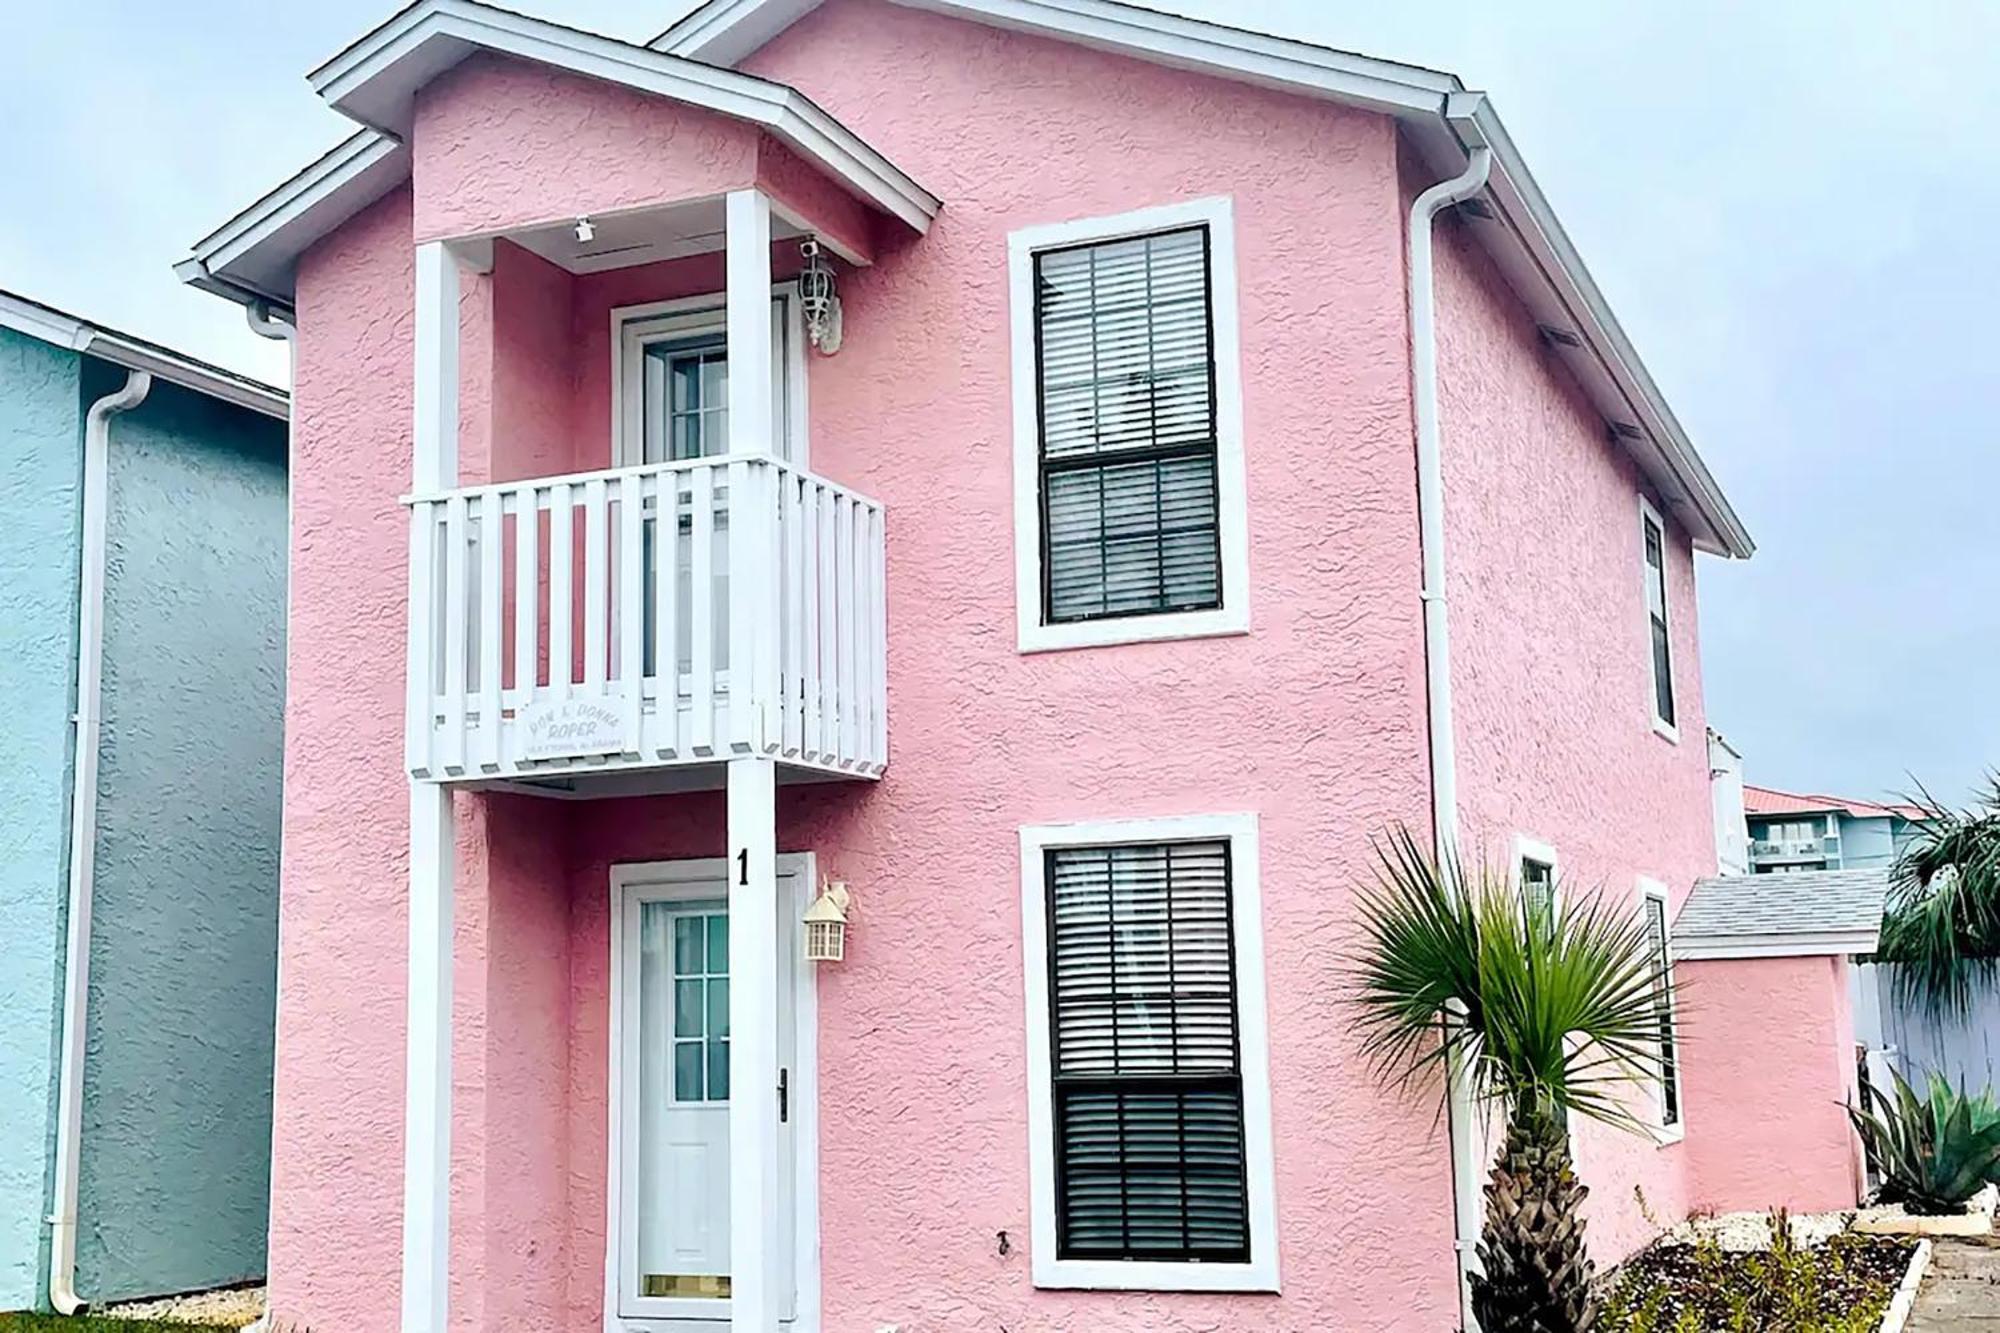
[1408,138,1493,1333]
[235,301,293,1333]
[49,368,153,1315]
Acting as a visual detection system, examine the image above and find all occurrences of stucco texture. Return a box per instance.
[0,326,84,1311]
[75,369,288,1301]
[1679,955,1864,1214]
[1424,166,1720,1258]
[268,1,1769,1329]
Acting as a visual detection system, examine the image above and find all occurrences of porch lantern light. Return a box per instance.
[804,878,852,963]
[798,238,843,354]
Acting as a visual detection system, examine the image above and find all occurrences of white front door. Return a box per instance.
[613,859,811,1330]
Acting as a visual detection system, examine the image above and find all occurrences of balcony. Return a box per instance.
[1750,836,1835,864]
[405,453,885,788]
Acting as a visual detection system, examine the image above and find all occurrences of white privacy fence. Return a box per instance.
[1853,961,2000,1096]
[405,454,886,782]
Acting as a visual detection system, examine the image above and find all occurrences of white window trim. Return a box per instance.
[1638,493,1679,744]
[1635,876,1686,1147]
[610,283,810,469]
[1511,834,1560,911]
[1007,196,1251,653]
[1017,812,1279,1293]
[603,856,822,1333]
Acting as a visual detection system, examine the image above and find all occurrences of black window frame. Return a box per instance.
[1031,224,1225,628]
[1642,510,1676,728]
[1642,893,1681,1128]
[1043,839,1253,1265]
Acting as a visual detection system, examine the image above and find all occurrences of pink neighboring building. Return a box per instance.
[179,2,1868,1329]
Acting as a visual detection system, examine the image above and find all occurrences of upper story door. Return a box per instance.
[615,290,807,467]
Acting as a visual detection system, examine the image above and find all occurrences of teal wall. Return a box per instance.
[0,327,84,1312]
[75,366,287,1301]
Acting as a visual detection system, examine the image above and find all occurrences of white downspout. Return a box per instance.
[49,368,152,1315]
[1408,141,1492,1333]
[239,299,292,1333]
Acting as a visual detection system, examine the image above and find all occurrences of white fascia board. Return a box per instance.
[308,0,938,233]
[0,291,287,419]
[1673,928,1881,961]
[650,0,823,62]
[1448,97,1753,559]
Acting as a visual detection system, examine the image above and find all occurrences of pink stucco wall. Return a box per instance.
[1680,955,1864,1215]
[267,1,1801,1330]
[1424,153,1718,1258]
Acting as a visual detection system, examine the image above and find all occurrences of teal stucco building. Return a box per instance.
[0,290,287,1311]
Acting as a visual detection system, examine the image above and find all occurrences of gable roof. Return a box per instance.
[647,0,1753,560]
[1744,785,1929,822]
[1673,868,1889,961]
[177,0,937,309]
[0,287,287,419]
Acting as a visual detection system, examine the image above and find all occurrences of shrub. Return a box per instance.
[1847,1068,2000,1214]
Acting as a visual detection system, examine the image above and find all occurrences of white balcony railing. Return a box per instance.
[405,454,886,783]
[1751,837,1827,860]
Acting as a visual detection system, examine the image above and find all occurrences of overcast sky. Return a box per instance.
[3,0,1994,804]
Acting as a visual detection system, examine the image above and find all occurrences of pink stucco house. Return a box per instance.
[180,1,1873,1329]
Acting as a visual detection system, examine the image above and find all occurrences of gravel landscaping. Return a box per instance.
[1603,1212,1919,1332]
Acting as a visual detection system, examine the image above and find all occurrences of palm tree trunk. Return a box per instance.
[1470,1102,1596,1333]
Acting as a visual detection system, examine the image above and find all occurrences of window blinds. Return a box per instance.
[1046,841,1250,1262]
[1034,227,1222,624]
[1642,895,1681,1127]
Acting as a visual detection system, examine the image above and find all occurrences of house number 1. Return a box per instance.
[737,848,748,885]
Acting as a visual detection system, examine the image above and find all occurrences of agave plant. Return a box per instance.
[1877,778,2000,1021]
[1348,827,1673,1333]
[1847,1069,2000,1215]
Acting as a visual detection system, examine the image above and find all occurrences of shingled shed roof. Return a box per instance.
[1673,868,1889,961]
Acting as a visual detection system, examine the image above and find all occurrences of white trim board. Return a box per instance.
[648,0,1753,560]
[604,855,822,1333]
[1635,876,1686,1147]
[310,0,938,232]
[0,289,288,419]
[1007,196,1250,653]
[1017,812,1280,1293]
[1673,929,1880,962]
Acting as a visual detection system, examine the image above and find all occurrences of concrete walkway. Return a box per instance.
[1908,1238,2000,1330]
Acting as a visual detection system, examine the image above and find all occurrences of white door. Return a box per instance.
[615,861,806,1329]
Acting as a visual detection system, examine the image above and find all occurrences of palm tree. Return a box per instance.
[1879,778,2000,1021]
[1347,827,1673,1333]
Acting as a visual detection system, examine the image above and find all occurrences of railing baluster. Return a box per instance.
[816,483,838,765]
[690,464,715,756]
[583,477,608,699]
[548,482,573,697]
[406,502,438,778]
[867,502,887,771]
[783,471,805,758]
[653,472,679,760]
[801,480,822,761]
[836,495,858,768]
[728,458,757,753]
[513,484,538,743]
[478,489,503,772]
[619,471,643,753]
[440,493,469,775]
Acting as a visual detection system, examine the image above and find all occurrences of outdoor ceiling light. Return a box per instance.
[799,237,842,354]
[804,878,852,963]
[574,216,595,244]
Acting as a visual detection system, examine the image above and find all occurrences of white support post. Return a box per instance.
[401,781,455,1333]
[403,237,462,1333]
[727,757,780,1332]
[727,190,776,753]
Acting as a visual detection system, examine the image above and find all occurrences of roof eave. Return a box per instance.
[308,0,939,232]
[1674,928,1881,962]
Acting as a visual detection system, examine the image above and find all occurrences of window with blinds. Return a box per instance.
[1044,840,1250,1263]
[1643,510,1676,728]
[1033,226,1222,625]
[1642,894,1681,1127]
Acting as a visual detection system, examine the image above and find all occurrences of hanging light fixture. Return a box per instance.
[798,237,843,354]
[803,877,852,963]
[573,216,596,244]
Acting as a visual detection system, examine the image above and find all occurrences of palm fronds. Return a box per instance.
[1878,777,2000,1021]
[1348,825,1673,1133]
